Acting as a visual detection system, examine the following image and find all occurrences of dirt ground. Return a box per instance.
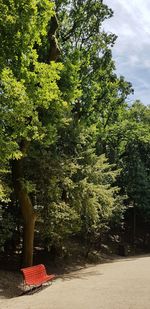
[0,254,150,309]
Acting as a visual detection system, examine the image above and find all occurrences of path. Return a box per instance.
[1,255,150,309]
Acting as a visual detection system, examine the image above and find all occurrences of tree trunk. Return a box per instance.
[12,156,37,267]
[23,215,36,267]
[47,15,60,62]
[133,203,136,254]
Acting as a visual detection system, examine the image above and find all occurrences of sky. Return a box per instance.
[103,0,150,105]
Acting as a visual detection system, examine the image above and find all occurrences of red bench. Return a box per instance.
[21,264,55,289]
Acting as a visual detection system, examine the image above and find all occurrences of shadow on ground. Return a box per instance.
[0,270,22,298]
[0,253,150,299]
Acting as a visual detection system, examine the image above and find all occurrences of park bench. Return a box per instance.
[20,264,55,291]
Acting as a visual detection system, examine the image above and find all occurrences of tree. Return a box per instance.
[101,101,150,246]
[0,0,136,265]
[0,0,64,266]
[26,122,121,256]
[56,0,132,127]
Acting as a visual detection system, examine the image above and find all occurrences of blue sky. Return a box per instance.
[103,0,150,105]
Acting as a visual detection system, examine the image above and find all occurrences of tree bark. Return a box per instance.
[47,15,60,62]
[23,215,36,267]
[133,202,136,254]
[12,154,37,267]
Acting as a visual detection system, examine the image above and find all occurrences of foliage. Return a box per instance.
[0,0,65,262]
[0,207,16,250]
[101,101,150,222]
[25,122,122,253]
[56,0,133,127]
[0,0,149,260]
[0,0,65,166]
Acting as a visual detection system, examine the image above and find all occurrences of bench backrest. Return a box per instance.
[21,264,47,285]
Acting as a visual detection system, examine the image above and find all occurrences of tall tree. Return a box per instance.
[0,0,64,266]
[0,0,135,264]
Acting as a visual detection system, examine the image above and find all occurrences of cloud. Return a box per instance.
[103,0,150,105]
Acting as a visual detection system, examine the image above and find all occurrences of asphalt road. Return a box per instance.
[2,255,150,309]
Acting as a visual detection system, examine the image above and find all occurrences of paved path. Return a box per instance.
[2,255,150,309]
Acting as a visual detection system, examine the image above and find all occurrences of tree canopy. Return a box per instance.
[0,0,150,266]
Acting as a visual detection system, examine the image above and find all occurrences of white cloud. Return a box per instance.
[103,0,150,104]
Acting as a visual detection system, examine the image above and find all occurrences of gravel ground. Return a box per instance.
[0,254,150,309]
